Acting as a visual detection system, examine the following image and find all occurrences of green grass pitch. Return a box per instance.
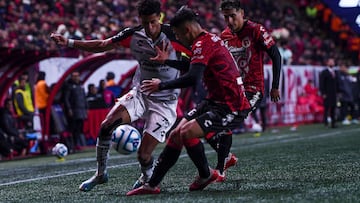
[1,123,359,202]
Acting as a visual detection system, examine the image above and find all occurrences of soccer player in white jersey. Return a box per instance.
[50,0,191,191]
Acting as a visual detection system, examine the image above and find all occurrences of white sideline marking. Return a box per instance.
[0,128,358,186]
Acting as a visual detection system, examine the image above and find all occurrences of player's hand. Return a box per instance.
[50,33,68,46]
[270,88,280,102]
[140,78,161,95]
[150,40,170,64]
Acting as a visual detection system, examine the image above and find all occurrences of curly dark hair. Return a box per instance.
[137,0,161,16]
[170,6,198,28]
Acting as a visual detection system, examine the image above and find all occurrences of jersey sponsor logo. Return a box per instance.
[228,46,246,54]
[211,34,221,43]
[187,109,197,117]
[222,114,235,126]
[242,37,251,48]
[136,39,147,47]
[193,47,202,55]
[204,119,213,127]
[236,77,243,85]
[141,60,167,68]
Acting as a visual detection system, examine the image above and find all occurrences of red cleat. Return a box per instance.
[189,169,219,191]
[126,184,160,196]
[224,153,238,171]
[215,170,226,182]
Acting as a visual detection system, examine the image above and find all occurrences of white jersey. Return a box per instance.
[129,28,180,101]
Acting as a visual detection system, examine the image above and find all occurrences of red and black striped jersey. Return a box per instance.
[190,32,250,112]
[221,20,276,94]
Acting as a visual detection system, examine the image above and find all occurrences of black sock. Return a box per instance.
[216,134,232,174]
[186,142,210,178]
[207,137,218,152]
[148,146,181,187]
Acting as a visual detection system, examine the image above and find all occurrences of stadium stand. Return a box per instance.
[0,0,358,64]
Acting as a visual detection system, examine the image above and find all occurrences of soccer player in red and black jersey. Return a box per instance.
[220,0,281,102]
[205,0,282,181]
[127,6,251,196]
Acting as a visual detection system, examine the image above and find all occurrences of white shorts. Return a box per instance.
[115,89,178,143]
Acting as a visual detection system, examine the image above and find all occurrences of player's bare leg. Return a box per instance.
[79,104,130,191]
[132,132,159,189]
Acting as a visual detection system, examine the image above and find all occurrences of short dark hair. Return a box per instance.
[88,83,95,91]
[170,6,198,28]
[220,0,242,10]
[137,0,161,16]
[37,71,46,81]
[106,72,115,80]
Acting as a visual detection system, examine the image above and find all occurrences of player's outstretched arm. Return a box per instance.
[266,45,282,102]
[50,33,117,53]
[140,63,205,95]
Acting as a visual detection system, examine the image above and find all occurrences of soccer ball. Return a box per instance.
[111,124,141,155]
[52,143,68,158]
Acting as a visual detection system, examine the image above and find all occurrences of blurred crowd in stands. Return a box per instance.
[0,69,119,160]
[0,0,359,65]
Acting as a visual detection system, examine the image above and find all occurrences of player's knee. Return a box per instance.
[99,118,123,140]
[99,122,113,140]
[179,125,196,140]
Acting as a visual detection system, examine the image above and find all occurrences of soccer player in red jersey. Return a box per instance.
[126,6,251,195]
[220,0,281,103]
[205,0,282,181]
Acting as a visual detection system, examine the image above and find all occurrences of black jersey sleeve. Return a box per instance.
[161,24,192,56]
[164,57,190,71]
[159,63,205,90]
[111,25,142,43]
[266,45,282,89]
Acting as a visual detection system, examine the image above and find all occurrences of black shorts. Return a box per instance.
[246,91,263,112]
[184,99,250,135]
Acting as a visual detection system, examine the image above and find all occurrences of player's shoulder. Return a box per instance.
[161,24,176,40]
[220,27,233,38]
[193,32,212,45]
[244,20,262,30]
[111,25,142,42]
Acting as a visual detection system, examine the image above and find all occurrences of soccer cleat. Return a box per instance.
[79,173,108,192]
[126,184,161,196]
[132,173,150,190]
[215,170,226,182]
[189,169,219,191]
[224,153,238,171]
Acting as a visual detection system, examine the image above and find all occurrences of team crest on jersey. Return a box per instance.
[125,93,133,100]
[242,37,251,48]
[195,41,202,47]
[204,120,213,127]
